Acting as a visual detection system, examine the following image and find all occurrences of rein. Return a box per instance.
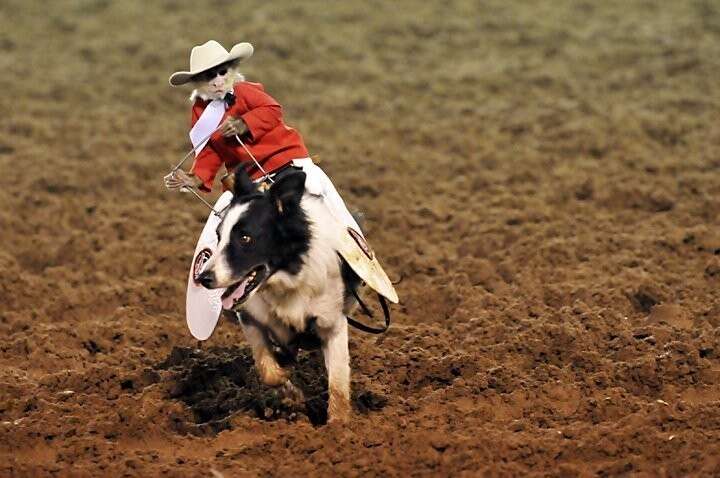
[168,124,274,217]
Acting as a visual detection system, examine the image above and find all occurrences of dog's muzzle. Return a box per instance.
[219,265,269,310]
[195,270,216,289]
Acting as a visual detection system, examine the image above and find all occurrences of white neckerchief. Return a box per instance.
[189,99,226,157]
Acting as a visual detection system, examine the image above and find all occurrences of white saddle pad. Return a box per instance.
[186,191,233,340]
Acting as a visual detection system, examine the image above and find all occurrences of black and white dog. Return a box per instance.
[196,167,361,422]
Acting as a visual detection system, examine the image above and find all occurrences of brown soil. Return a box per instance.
[2,0,720,476]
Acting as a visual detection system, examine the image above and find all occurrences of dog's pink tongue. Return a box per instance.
[221,281,247,310]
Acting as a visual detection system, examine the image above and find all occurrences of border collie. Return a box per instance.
[196,167,361,423]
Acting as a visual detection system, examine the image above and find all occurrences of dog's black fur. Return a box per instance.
[225,167,311,278]
[200,167,362,304]
[198,166,363,422]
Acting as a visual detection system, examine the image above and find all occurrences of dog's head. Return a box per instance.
[196,167,310,310]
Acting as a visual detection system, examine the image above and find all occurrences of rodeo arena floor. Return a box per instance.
[2,1,720,476]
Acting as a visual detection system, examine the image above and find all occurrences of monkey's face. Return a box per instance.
[192,64,238,100]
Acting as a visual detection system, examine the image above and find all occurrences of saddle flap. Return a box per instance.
[336,227,399,304]
[186,191,234,340]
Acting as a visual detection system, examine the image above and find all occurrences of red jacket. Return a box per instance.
[189,81,309,191]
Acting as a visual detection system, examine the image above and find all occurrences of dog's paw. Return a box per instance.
[256,354,287,387]
[327,411,351,425]
[280,380,305,406]
[327,388,352,424]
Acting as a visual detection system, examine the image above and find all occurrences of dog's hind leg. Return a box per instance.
[319,320,351,423]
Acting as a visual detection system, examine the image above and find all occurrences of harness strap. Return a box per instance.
[236,290,391,365]
[346,291,391,334]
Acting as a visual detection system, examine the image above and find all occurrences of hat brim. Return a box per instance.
[169,42,254,86]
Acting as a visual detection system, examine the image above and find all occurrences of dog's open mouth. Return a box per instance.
[221,266,268,310]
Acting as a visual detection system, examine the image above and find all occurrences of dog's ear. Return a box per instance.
[269,171,306,214]
[233,167,256,198]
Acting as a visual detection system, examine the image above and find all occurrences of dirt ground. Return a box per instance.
[1,0,720,476]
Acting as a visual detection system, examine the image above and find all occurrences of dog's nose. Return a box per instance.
[196,270,215,289]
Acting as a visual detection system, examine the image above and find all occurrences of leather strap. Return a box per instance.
[236,288,391,368]
[346,291,391,334]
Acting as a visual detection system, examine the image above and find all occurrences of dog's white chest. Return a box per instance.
[268,291,311,330]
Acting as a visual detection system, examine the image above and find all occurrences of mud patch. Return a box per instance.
[157,346,386,431]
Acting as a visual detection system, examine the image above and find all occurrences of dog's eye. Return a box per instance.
[237,234,252,245]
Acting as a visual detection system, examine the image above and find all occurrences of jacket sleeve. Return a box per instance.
[233,84,283,142]
[190,146,223,192]
[188,102,221,192]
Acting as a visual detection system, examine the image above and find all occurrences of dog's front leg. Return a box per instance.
[240,318,287,387]
[320,320,351,423]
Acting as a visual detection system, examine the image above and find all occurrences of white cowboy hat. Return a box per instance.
[169,40,253,86]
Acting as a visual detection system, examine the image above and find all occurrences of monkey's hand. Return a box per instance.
[164,170,202,191]
[220,116,248,138]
